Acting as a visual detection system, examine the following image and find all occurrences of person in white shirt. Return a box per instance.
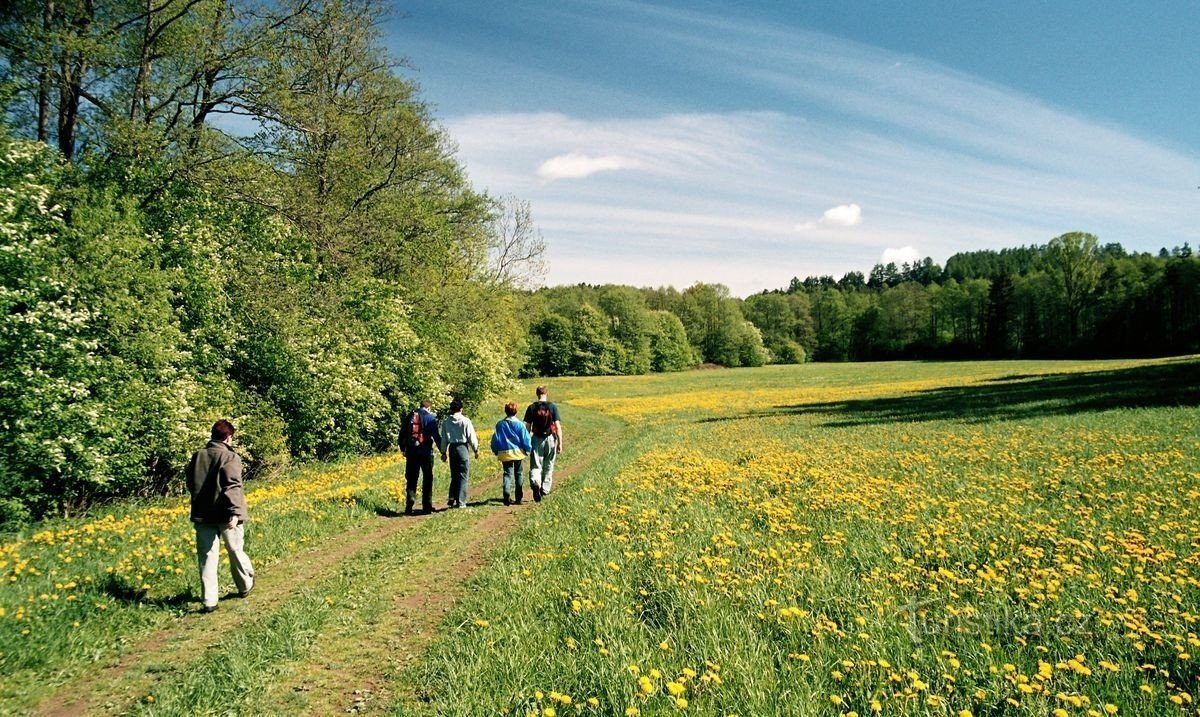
[439,399,479,508]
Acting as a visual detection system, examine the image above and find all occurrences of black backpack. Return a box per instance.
[530,402,555,437]
[408,410,425,448]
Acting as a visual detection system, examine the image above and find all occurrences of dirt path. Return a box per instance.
[260,503,520,715]
[31,418,625,716]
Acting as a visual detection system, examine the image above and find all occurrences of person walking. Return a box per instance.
[185,419,255,613]
[491,401,533,505]
[401,400,441,515]
[523,386,563,501]
[440,399,479,509]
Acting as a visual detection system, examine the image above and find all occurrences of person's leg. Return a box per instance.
[529,437,545,501]
[194,522,221,608]
[221,521,255,595]
[502,460,514,503]
[420,455,434,512]
[447,450,461,507]
[454,445,470,506]
[541,435,558,495]
[404,458,419,514]
[514,459,524,504]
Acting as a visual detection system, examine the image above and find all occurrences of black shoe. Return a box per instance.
[404,505,414,516]
[503,495,511,506]
[238,584,254,598]
[201,604,218,614]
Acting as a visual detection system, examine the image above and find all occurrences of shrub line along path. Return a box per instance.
[31,412,627,717]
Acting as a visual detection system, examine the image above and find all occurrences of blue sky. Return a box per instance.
[386,0,1200,296]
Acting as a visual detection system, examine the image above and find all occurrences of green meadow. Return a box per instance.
[2,357,1198,716]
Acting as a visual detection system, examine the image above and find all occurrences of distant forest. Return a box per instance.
[522,232,1200,376]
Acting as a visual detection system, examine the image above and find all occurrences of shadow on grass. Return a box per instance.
[101,575,194,608]
[708,359,1200,427]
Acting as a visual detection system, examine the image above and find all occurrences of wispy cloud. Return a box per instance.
[536,152,640,181]
[440,2,1200,295]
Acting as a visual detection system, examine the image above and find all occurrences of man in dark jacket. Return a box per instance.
[186,419,255,613]
[401,400,441,514]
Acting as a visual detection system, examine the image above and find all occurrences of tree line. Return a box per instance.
[520,233,1199,376]
[0,0,543,526]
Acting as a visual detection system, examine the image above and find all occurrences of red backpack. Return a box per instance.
[409,410,425,448]
[530,402,555,437]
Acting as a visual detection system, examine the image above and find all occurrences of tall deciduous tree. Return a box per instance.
[1046,231,1100,346]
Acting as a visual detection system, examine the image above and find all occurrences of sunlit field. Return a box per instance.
[1,357,1197,716]
[0,454,409,695]
[412,357,1200,716]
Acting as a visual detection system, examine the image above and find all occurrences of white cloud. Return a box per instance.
[822,203,862,227]
[795,203,862,231]
[535,152,640,181]
[881,246,921,266]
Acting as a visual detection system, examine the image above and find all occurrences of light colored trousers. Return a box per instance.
[529,435,558,495]
[194,521,255,607]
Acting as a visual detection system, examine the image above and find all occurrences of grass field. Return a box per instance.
[2,357,1198,716]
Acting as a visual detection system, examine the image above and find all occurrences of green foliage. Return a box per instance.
[0,0,534,524]
[520,282,769,376]
[782,239,1199,361]
[0,136,206,514]
[648,310,696,372]
[570,303,620,376]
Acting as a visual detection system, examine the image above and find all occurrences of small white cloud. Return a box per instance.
[881,246,921,266]
[795,202,862,231]
[536,152,639,181]
[821,203,862,226]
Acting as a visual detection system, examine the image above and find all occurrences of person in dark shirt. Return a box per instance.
[401,400,441,514]
[523,386,563,501]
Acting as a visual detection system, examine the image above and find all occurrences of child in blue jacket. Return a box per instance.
[491,401,533,505]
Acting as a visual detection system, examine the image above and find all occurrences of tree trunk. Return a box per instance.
[129,0,154,121]
[37,0,55,142]
[56,0,93,161]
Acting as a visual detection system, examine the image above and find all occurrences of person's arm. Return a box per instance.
[437,418,448,461]
[220,456,245,529]
[468,418,479,457]
[184,452,198,497]
[552,405,564,454]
